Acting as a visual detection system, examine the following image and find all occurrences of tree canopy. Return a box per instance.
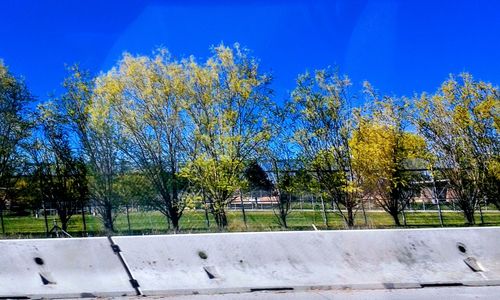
[0,46,498,233]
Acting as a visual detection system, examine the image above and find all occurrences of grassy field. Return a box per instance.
[2,208,500,238]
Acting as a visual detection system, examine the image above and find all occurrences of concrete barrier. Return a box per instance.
[114,227,500,296]
[1,227,499,298]
[0,237,136,298]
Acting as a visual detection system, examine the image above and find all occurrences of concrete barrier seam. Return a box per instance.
[107,236,143,296]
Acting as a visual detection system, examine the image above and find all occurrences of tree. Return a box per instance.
[114,171,156,234]
[0,61,32,233]
[414,74,499,224]
[351,89,427,226]
[241,160,273,228]
[182,43,274,230]
[32,102,89,232]
[290,69,361,227]
[271,168,297,229]
[262,105,297,228]
[244,161,273,193]
[61,65,124,232]
[94,51,192,231]
[484,161,500,210]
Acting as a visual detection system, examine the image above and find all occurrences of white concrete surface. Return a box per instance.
[0,237,136,298]
[116,286,500,300]
[114,227,500,296]
[1,227,499,298]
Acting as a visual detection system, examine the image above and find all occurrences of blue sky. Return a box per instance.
[1,0,499,104]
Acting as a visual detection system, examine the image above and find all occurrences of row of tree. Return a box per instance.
[0,44,498,233]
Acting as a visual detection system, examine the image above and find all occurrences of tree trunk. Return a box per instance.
[59,210,69,232]
[432,173,444,227]
[464,207,475,225]
[478,200,485,225]
[278,194,289,228]
[391,212,402,227]
[61,221,68,232]
[169,206,181,233]
[280,198,288,229]
[346,206,355,228]
[103,203,114,233]
[214,207,228,230]
[281,216,288,228]
[170,172,181,233]
[436,199,444,227]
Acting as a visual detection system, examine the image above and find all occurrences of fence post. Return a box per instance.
[312,195,316,224]
[320,195,328,227]
[81,203,87,236]
[361,199,368,226]
[431,170,444,227]
[239,190,247,229]
[478,199,485,225]
[203,189,210,228]
[0,202,4,235]
[402,209,407,227]
[0,192,5,235]
[126,204,132,234]
[43,199,49,237]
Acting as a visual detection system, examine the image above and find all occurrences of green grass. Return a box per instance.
[2,208,500,238]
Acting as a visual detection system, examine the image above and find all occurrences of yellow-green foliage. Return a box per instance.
[351,85,431,196]
[351,121,427,191]
[88,44,274,227]
[415,73,499,222]
[416,73,498,175]
[180,43,273,207]
[180,155,244,207]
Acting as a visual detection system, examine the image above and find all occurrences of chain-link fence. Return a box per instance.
[1,187,499,238]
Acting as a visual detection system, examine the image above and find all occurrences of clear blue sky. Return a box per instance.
[1,0,499,103]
